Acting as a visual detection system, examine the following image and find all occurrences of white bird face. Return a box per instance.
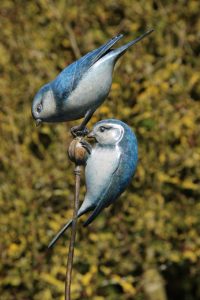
[89,122,124,145]
[32,86,56,124]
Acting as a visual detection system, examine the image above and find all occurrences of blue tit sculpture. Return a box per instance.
[48,119,138,248]
[32,30,153,135]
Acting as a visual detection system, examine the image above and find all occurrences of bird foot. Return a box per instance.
[70,126,89,137]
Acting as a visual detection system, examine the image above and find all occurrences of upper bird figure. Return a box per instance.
[48,119,138,248]
[32,30,153,136]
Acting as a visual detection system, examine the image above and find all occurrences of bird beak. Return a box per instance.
[87,131,95,138]
[35,119,42,127]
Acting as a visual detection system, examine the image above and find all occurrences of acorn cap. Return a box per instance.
[68,138,88,165]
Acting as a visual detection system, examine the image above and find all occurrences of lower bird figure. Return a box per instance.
[48,119,138,248]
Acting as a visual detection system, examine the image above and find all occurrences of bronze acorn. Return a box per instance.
[68,138,89,165]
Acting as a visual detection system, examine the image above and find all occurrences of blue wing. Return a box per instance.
[51,34,123,100]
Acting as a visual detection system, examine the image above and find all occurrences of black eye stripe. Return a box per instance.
[99,126,112,132]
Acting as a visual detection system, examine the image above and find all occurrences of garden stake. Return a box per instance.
[65,137,89,300]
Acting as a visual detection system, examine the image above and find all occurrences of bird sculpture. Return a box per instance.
[48,119,138,248]
[32,30,153,136]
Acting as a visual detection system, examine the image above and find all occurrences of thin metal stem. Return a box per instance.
[65,165,81,300]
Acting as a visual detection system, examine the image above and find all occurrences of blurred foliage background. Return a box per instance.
[0,0,200,299]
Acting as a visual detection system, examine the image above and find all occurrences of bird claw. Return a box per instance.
[70,126,89,137]
[80,140,92,154]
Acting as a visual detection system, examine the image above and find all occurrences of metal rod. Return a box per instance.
[65,165,81,300]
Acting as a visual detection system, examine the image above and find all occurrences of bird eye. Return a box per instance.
[37,103,42,113]
[99,126,106,133]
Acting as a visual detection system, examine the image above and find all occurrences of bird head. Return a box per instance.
[32,84,55,125]
[88,120,125,146]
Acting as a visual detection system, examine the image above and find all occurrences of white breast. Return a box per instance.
[85,145,120,204]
